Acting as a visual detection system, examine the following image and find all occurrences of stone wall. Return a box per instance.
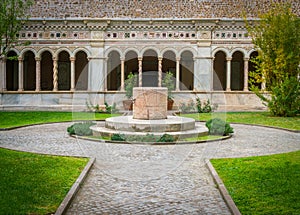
[28,0,300,19]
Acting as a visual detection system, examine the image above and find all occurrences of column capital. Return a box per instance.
[70,56,76,61]
[138,57,143,61]
[35,57,41,61]
[158,57,163,61]
[53,57,58,61]
[18,56,23,61]
[226,57,232,61]
[244,57,250,61]
[176,57,181,61]
[120,57,125,61]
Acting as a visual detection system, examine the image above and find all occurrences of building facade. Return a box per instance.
[1,0,299,111]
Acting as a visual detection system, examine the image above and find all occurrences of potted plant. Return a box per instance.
[123,72,138,110]
[162,71,175,110]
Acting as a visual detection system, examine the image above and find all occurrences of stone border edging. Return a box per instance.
[205,159,241,215]
[71,134,232,145]
[55,157,96,215]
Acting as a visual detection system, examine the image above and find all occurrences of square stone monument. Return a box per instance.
[133,87,168,120]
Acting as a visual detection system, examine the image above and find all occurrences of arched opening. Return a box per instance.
[142,49,158,87]
[58,51,71,90]
[23,51,36,91]
[125,51,138,79]
[41,51,53,90]
[249,51,261,90]
[75,51,88,90]
[213,51,226,91]
[162,51,176,75]
[6,51,18,91]
[180,51,194,90]
[231,51,244,91]
[107,51,121,91]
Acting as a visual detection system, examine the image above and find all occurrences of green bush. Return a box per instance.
[110,133,175,143]
[111,133,126,141]
[205,118,234,136]
[158,134,175,142]
[196,98,216,113]
[67,122,96,136]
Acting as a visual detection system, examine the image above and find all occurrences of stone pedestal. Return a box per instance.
[133,87,167,120]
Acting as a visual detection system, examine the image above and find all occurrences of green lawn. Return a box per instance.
[0,111,119,129]
[0,148,88,214]
[211,151,300,215]
[183,112,300,130]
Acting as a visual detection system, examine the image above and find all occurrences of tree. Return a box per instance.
[246,3,300,117]
[0,0,32,59]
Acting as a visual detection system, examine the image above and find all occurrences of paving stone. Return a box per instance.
[0,122,299,214]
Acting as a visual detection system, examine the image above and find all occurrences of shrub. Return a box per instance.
[67,122,96,136]
[179,100,196,113]
[111,133,126,141]
[205,118,234,136]
[196,98,216,113]
[158,134,175,142]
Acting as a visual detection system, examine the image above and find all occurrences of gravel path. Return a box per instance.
[0,122,299,214]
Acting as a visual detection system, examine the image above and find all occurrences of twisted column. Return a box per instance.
[243,57,249,91]
[53,57,58,91]
[158,57,162,87]
[138,57,143,87]
[120,58,125,91]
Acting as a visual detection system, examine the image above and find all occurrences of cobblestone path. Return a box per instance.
[0,123,299,214]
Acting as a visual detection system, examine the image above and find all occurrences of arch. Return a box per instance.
[212,47,230,58]
[37,48,55,58]
[178,47,197,58]
[107,50,121,90]
[161,48,179,59]
[141,47,160,58]
[41,51,53,90]
[162,50,176,76]
[20,48,37,57]
[6,51,19,91]
[180,50,194,90]
[230,48,247,58]
[231,51,244,91]
[249,51,260,90]
[23,50,36,91]
[105,47,122,59]
[75,51,88,90]
[142,49,158,87]
[125,51,138,80]
[73,47,91,58]
[58,51,71,90]
[124,48,139,59]
[213,51,227,90]
[55,48,72,59]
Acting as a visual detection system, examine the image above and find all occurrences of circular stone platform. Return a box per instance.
[105,115,195,132]
[90,115,208,140]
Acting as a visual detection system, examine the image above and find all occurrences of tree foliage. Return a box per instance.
[0,0,32,58]
[246,3,300,116]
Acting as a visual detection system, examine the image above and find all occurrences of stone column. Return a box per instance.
[176,57,180,91]
[35,57,41,91]
[53,57,58,91]
[1,57,7,91]
[243,57,249,91]
[158,57,162,87]
[70,56,75,91]
[138,57,143,87]
[226,57,232,91]
[18,56,23,91]
[120,58,125,91]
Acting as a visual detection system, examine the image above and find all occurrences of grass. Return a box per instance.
[0,148,88,214]
[183,112,300,130]
[0,111,119,129]
[211,151,300,215]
